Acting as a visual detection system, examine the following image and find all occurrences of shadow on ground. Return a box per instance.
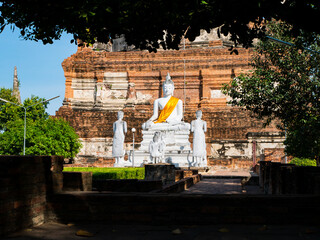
[5,221,320,240]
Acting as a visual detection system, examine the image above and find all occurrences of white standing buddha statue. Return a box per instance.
[112,111,127,167]
[191,110,207,167]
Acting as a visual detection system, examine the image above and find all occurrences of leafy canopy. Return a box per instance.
[0,88,48,131]
[222,20,320,163]
[285,118,320,163]
[0,0,320,51]
[0,88,82,157]
[223,21,320,127]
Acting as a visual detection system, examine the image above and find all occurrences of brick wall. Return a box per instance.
[264,148,285,162]
[0,155,63,236]
[62,46,253,109]
[56,107,278,146]
[56,106,282,167]
[208,157,253,170]
[66,157,115,168]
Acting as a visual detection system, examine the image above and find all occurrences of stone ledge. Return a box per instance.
[158,174,202,193]
[63,172,92,191]
[47,191,320,225]
[93,179,162,192]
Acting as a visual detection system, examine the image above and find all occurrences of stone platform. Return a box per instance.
[132,127,196,167]
[133,150,193,167]
[139,128,191,152]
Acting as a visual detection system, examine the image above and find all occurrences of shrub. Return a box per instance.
[290,158,317,167]
[63,167,145,180]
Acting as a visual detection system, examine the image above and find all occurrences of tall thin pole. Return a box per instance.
[132,128,136,167]
[23,107,26,155]
[284,127,288,164]
[266,36,320,55]
[183,40,186,121]
[252,140,256,167]
[182,27,190,121]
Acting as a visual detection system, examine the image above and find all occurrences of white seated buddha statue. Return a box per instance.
[142,73,190,131]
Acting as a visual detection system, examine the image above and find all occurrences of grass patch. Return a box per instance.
[63,167,145,180]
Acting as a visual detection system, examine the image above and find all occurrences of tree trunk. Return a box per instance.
[316,156,320,167]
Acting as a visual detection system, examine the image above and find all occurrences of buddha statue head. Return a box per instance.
[117,111,124,120]
[196,110,202,119]
[153,131,161,142]
[163,73,174,97]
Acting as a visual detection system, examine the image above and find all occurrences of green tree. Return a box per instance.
[222,20,320,165]
[0,1,319,51]
[0,87,19,130]
[0,88,82,158]
[285,118,320,166]
[0,88,49,131]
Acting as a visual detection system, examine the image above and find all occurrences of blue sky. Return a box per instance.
[0,27,77,115]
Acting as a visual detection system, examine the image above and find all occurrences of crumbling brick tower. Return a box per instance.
[56,31,285,168]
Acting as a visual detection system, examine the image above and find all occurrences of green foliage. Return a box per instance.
[0,88,19,131]
[63,167,145,180]
[223,21,320,128]
[0,117,82,158]
[0,1,319,51]
[0,88,15,103]
[222,20,320,163]
[26,118,82,158]
[285,118,320,163]
[290,157,317,167]
[0,119,24,155]
[0,88,82,157]
[0,88,48,131]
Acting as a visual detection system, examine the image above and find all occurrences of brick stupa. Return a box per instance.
[56,30,285,168]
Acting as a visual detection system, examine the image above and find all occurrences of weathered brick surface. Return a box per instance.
[208,158,253,170]
[0,156,64,236]
[57,105,277,143]
[66,157,115,168]
[264,148,286,163]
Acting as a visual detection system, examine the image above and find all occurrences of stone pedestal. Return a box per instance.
[132,127,193,167]
[114,157,132,167]
[145,164,175,185]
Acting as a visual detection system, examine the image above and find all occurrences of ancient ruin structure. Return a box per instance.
[56,30,285,169]
[12,66,21,104]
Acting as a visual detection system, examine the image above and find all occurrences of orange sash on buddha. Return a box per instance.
[154,96,179,123]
